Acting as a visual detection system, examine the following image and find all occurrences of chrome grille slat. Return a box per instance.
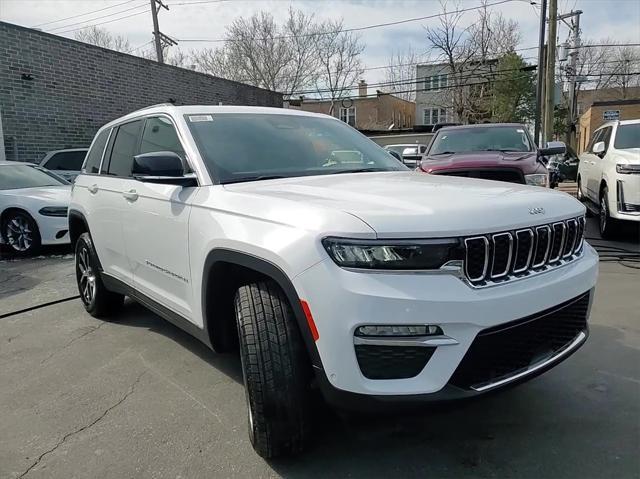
[513,229,534,273]
[491,233,513,278]
[462,216,585,287]
[532,225,552,268]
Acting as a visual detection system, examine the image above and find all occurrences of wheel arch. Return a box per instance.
[202,248,322,369]
[68,209,89,248]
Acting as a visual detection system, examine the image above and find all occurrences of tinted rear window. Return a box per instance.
[84,129,111,174]
[44,151,87,170]
[106,120,143,177]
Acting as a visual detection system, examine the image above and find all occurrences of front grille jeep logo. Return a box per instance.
[529,207,545,215]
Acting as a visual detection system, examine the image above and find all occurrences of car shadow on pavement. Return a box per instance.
[0,243,73,260]
[113,300,244,384]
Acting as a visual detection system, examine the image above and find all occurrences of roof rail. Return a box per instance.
[128,103,175,114]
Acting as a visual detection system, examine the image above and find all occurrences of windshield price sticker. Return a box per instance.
[189,115,213,122]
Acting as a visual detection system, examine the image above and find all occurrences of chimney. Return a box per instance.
[358,79,367,98]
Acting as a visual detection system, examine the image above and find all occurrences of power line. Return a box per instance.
[47,2,149,33]
[31,0,138,28]
[126,39,154,53]
[177,0,523,42]
[54,9,150,35]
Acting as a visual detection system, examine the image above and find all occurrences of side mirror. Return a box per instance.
[592,141,605,157]
[132,151,197,186]
[388,150,402,162]
[539,141,566,157]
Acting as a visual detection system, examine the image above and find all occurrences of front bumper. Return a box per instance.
[293,243,598,399]
[38,214,70,245]
[612,177,640,220]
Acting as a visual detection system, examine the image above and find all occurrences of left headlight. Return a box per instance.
[525,173,549,187]
[38,206,68,217]
[322,237,464,270]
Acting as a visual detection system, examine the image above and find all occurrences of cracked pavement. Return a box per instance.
[0,231,639,478]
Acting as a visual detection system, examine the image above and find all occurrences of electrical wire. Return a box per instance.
[47,2,149,33]
[586,236,640,270]
[177,0,523,42]
[54,9,151,35]
[31,0,138,28]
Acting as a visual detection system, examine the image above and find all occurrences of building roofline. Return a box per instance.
[591,99,640,107]
[0,20,281,97]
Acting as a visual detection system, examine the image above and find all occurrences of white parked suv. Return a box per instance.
[69,105,598,457]
[577,119,640,238]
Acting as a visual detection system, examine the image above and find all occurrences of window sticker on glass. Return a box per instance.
[189,115,213,122]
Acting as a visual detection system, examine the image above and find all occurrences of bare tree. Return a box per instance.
[191,8,319,96]
[74,26,131,52]
[384,48,420,101]
[313,19,365,114]
[424,0,523,123]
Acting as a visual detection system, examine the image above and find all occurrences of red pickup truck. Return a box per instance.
[418,123,565,188]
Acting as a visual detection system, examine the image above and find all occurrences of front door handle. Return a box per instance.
[122,189,139,202]
[87,184,98,194]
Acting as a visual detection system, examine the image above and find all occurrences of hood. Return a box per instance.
[421,151,542,175]
[2,186,71,204]
[223,172,585,238]
[612,148,640,164]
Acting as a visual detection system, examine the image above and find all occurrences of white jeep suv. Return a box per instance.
[69,105,598,457]
[577,119,640,238]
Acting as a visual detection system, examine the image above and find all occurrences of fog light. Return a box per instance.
[355,325,443,337]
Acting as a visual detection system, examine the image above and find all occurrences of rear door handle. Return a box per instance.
[122,189,139,202]
[87,184,98,194]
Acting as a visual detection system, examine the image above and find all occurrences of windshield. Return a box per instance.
[186,113,407,184]
[614,124,640,149]
[0,164,68,190]
[429,126,534,155]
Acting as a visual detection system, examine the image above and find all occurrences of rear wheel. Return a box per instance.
[1,210,41,255]
[234,281,312,458]
[75,232,124,317]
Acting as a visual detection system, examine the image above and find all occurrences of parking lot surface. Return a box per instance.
[1,221,639,478]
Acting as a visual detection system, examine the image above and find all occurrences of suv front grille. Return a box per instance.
[449,292,590,390]
[463,216,585,287]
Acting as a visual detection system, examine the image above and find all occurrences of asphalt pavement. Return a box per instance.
[0,218,639,478]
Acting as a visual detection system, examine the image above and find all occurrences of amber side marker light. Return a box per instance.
[300,300,319,341]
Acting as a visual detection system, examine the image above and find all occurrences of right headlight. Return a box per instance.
[616,164,640,174]
[322,237,464,270]
[525,173,549,187]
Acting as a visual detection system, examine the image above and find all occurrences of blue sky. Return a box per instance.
[1,0,639,85]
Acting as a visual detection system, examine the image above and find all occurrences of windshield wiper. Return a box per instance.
[431,151,456,155]
[224,174,287,184]
[329,168,391,174]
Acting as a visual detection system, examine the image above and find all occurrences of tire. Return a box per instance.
[1,210,41,256]
[234,281,312,458]
[599,186,619,239]
[576,176,585,202]
[75,232,124,318]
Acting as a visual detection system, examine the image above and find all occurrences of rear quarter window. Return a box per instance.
[84,130,111,174]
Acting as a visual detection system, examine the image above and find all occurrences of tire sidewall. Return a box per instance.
[75,233,98,313]
[2,211,41,256]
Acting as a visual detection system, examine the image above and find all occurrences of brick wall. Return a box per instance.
[0,21,282,162]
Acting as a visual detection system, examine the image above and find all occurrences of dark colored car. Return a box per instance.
[418,124,565,188]
[548,143,579,184]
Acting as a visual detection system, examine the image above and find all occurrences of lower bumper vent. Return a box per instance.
[355,345,435,380]
[449,291,590,390]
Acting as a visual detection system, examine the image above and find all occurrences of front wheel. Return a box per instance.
[75,232,124,317]
[1,210,41,255]
[599,187,619,239]
[234,282,313,458]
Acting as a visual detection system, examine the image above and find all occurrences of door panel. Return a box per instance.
[121,116,195,320]
[122,182,195,319]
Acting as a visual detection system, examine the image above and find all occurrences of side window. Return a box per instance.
[600,127,613,151]
[140,117,185,158]
[45,151,87,170]
[84,130,110,174]
[587,129,603,152]
[106,120,143,177]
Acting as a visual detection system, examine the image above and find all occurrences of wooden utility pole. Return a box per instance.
[544,0,558,144]
[150,0,173,64]
[563,10,582,147]
[534,0,547,146]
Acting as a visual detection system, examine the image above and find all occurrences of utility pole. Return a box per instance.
[534,0,547,146]
[150,0,176,64]
[561,10,582,147]
[544,0,558,144]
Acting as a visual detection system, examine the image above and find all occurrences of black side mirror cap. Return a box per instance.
[539,141,567,157]
[133,151,185,177]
